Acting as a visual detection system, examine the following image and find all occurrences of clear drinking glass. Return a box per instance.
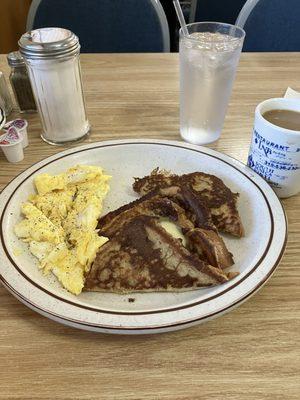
[180,22,245,145]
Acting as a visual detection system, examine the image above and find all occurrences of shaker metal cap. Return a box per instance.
[19,27,80,60]
[7,51,26,67]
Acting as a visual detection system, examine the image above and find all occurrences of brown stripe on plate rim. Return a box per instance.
[0,226,287,331]
[0,141,284,317]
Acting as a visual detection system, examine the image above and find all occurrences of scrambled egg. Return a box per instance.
[14,165,111,295]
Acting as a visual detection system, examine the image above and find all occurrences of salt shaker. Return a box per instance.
[7,51,36,113]
[0,72,14,116]
[19,28,90,145]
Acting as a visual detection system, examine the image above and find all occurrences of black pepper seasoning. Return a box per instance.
[7,51,37,113]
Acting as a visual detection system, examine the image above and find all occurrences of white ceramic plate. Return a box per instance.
[0,139,287,334]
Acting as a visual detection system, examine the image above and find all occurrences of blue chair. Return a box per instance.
[26,0,170,52]
[236,0,300,51]
[189,0,247,24]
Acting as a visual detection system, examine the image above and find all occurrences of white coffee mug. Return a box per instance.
[247,98,300,198]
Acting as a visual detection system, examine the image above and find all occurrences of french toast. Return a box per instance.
[97,186,233,269]
[133,169,244,237]
[97,190,194,237]
[85,216,229,293]
[186,228,234,269]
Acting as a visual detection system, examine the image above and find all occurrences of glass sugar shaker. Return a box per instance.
[7,51,37,113]
[19,27,90,145]
[0,72,13,116]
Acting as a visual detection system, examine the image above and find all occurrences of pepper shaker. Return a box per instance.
[7,51,36,113]
[0,72,13,116]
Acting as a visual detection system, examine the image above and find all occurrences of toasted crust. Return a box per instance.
[186,228,234,269]
[97,185,234,269]
[133,169,244,237]
[85,216,228,293]
[97,190,194,238]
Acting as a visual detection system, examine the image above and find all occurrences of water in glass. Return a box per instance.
[180,29,244,145]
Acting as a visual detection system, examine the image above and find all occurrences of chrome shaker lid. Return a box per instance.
[19,27,80,60]
[7,51,26,67]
